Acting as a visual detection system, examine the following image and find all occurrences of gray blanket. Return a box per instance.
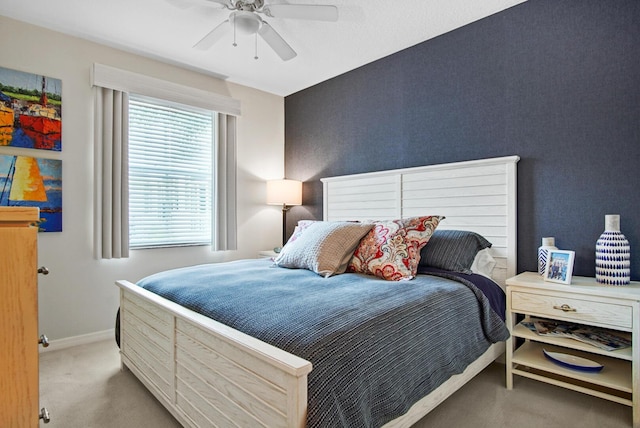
[138,258,509,428]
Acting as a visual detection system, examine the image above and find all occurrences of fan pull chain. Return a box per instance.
[233,19,237,47]
[254,33,259,60]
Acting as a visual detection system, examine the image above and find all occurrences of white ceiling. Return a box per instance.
[0,0,526,96]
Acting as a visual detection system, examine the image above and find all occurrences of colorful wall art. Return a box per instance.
[0,67,62,151]
[0,154,62,232]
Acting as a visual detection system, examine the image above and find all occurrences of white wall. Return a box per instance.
[0,16,285,342]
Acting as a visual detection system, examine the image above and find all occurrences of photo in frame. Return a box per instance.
[544,249,575,284]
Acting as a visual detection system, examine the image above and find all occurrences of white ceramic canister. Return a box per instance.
[538,237,557,275]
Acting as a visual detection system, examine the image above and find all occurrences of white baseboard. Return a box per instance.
[39,329,115,353]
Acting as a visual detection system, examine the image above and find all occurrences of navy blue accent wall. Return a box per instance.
[284,0,640,280]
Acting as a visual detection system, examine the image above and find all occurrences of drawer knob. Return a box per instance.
[39,334,50,348]
[39,407,51,423]
[38,266,49,275]
[553,304,577,312]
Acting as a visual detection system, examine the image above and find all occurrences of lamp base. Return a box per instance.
[281,205,289,248]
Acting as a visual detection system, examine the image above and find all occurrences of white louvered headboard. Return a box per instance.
[321,156,520,288]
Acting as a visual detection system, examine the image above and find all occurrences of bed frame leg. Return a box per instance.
[120,357,130,372]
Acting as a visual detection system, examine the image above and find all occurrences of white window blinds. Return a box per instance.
[128,94,214,248]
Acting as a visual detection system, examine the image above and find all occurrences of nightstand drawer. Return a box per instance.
[511,291,633,329]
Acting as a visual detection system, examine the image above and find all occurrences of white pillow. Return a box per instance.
[470,248,497,278]
[274,221,373,278]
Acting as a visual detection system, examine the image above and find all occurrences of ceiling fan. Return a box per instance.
[192,0,338,61]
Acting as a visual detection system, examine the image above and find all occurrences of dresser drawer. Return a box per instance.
[510,290,633,329]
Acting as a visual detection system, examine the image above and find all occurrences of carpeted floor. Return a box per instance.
[39,339,632,427]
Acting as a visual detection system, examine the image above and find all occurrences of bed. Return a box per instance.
[116,155,520,428]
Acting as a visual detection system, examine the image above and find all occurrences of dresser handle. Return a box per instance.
[39,334,50,348]
[38,266,49,275]
[553,304,577,312]
[39,407,50,423]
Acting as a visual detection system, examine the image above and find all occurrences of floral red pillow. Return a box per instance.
[347,216,443,281]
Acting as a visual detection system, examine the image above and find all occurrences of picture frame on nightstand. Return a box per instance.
[544,249,575,284]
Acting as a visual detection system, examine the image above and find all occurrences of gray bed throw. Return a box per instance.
[138,258,509,428]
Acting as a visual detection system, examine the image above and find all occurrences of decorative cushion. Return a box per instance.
[347,216,443,281]
[274,221,374,278]
[284,220,316,246]
[419,229,492,274]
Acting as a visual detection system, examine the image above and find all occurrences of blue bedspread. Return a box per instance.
[137,258,509,428]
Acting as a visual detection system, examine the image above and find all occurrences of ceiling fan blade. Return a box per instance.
[166,0,230,9]
[202,0,233,8]
[265,4,338,21]
[193,20,229,50]
[165,0,195,9]
[258,22,297,61]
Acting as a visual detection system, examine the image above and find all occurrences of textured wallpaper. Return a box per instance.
[285,0,640,279]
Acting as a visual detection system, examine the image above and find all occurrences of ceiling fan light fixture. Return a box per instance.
[192,0,338,61]
[230,11,262,35]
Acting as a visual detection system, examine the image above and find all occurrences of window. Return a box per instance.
[128,94,215,248]
[92,64,239,259]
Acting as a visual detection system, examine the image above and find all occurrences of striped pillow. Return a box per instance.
[419,230,492,274]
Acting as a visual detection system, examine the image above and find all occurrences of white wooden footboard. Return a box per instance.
[117,279,312,428]
[118,278,504,428]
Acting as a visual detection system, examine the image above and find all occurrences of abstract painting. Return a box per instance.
[0,154,62,232]
[0,66,62,151]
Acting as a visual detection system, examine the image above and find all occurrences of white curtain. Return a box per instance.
[213,113,238,251]
[94,87,129,259]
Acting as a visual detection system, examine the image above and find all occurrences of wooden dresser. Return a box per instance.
[0,207,49,426]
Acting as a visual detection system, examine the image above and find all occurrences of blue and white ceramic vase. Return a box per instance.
[595,215,630,286]
[538,237,557,275]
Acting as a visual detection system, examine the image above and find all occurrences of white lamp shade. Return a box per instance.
[266,179,302,206]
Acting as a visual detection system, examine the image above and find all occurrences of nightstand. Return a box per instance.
[505,272,640,428]
[258,250,278,259]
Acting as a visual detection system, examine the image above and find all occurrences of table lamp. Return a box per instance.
[267,179,302,250]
